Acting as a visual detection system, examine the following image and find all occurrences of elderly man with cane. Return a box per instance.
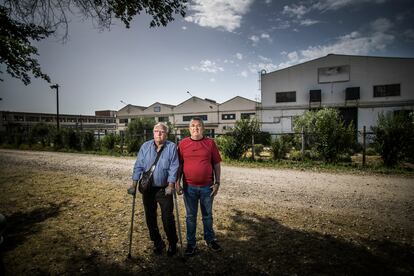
[127,122,180,257]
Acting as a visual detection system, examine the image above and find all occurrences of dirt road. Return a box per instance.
[1,149,413,275]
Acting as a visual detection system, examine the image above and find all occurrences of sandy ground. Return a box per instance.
[0,149,413,275]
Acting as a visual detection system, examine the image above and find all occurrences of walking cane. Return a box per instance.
[127,188,137,259]
[173,190,184,258]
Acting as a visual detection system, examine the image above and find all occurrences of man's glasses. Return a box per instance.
[153,130,166,134]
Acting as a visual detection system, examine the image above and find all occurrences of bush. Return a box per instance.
[125,118,155,153]
[294,108,355,163]
[102,133,118,151]
[255,132,271,146]
[216,135,245,159]
[371,112,414,167]
[29,123,50,147]
[62,129,81,151]
[82,131,95,151]
[271,136,290,160]
[254,144,264,156]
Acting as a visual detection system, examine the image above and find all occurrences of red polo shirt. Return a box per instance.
[178,137,222,187]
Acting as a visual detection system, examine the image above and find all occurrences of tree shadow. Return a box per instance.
[212,208,414,275]
[2,201,69,252]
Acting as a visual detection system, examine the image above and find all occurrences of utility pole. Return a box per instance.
[50,84,60,130]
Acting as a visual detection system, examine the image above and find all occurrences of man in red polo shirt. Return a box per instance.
[176,117,222,256]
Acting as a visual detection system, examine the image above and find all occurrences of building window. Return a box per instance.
[158,116,169,122]
[373,84,400,97]
[183,115,208,121]
[222,114,235,120]
[276,91,296,103]
[154,106,161,112]
[273,117,281,123]
[241,113,255,119]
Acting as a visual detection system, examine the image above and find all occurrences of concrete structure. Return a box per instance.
[0,111,116,133]
[116,96,260,136]
[260,54,414,134]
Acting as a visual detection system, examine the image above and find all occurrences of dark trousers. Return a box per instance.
[142,187,178,246]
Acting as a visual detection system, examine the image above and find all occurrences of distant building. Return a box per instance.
[260,54,414,134]
[116,96,260,137]
[95,110,117,117]
[0,110,116,133]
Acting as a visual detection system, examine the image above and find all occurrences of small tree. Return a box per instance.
[217,119,260,160]
[102,133,119,151]
[371,111,414,167]
[125,118,156,153]
[82,131,95,151]
[294,108,355,162]
[29,123,50,147]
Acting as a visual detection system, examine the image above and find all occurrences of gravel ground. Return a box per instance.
[0,149,413,275]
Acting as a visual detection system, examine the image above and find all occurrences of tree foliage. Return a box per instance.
[0,6,52,84]
[1,0,187,84]
[371,111,414,167]
[294,108,355,162]
[125,117,155,153]
[216,119,260,160]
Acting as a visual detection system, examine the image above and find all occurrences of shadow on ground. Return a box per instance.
[2,207,413,275]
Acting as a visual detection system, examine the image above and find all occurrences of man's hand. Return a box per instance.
[127,180,138,195]
[210,183,220,197]
[175,181,183,195]
[165,183,175,195]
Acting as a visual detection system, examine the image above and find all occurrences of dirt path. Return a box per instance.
[1,149,413,275]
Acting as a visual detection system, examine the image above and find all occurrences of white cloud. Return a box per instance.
[265,0,272,4]
[210,78,216,82]
[300,19,319,26]
[236,53,243,60]
[240,70,248,77]
[313,0,386,11]
[276,18,395,70]
[282,4,309,19]
[185,0,254,32]
[249,35,260,43]
[258,55,272,62]
[182,26,187,30]
[188,60,224,73]
[249,33,272,45]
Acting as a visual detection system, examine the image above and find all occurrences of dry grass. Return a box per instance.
[1,161,413,275]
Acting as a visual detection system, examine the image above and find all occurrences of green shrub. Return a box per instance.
[216,135,245,159]
[82,131,95,151]
[254,144,264,156]
[102,133,118,151]
[371,112,414,167]
[62,129,81,151]
[365,147,377,156]
[271,136,290,160]
[294,108,355,163]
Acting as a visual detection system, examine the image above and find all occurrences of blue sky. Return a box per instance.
[1,0,413,115]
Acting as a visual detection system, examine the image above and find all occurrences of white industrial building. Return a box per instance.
[116,96,259,137]
[260,54,414,134]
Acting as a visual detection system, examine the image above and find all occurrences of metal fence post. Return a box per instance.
[301,127,305,159]
[251,133,255,160]
[362,126,366,166]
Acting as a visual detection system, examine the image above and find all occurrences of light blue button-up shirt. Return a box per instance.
[132,140,179,187]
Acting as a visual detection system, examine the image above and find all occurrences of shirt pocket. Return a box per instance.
[159,158,170,170]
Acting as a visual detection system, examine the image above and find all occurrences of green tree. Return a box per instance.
[294,108,355,162]
[217,119,260,160]
[125,118,155,153]
[371,112,414,167]
[102,133,119,151]
[82,131,95,151]
[1,0,187,84]
[29,123,50,147]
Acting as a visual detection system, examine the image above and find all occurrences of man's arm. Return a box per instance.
[211,162,221,197]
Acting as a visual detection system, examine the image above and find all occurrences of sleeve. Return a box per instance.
[167,143,179,183]
[211,140,222,165]
[132,145,146,181]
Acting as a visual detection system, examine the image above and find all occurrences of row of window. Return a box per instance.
[276,83,401,103]
[9,115,115,123]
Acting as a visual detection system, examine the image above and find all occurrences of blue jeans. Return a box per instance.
[183,185,215,246]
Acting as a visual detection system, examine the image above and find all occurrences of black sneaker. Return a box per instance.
[207,240,222,252]
[167,243,177,257]
[153,240,165,255]
[185,244,196,256]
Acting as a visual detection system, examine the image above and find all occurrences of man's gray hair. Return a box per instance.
[153,122,169,134]
[189,117,204,128]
